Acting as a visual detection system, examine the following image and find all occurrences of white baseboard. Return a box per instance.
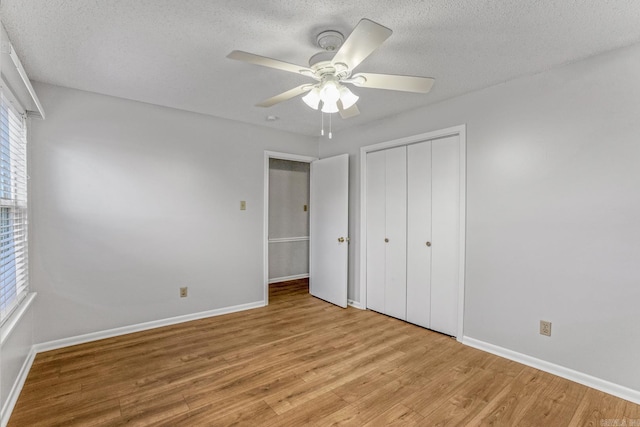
[462,336,640,405]
[1,346,36,427]
[268,274,309,284]
[348,299,365,310]
[34,300,265,353]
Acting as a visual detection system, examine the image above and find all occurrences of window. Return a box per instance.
[0,91,28,324]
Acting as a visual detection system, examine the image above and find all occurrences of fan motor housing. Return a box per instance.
[308,51,335,67]
[308,52,350,79]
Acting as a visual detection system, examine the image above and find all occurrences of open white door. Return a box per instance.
[309,154,349,308]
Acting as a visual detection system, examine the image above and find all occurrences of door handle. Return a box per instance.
[426,241,431,247]
[338,237,345,243]
[384,238,389,243]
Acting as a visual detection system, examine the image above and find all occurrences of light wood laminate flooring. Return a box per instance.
[9,279,640,426]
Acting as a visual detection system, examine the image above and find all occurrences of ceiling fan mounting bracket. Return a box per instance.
[316,30,344,52]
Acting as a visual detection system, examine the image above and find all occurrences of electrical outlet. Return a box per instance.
[540,320,552,336]
[180,287,188,298]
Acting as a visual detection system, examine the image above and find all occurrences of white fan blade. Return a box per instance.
[331,19,392,71]
[338,102,360,119]
[227,50,312,75]
[256,85,311,107]
[351,72,434,93]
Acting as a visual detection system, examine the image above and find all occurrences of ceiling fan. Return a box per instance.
[227,18,435,119]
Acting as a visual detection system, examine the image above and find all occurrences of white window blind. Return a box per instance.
[0,91,28,324]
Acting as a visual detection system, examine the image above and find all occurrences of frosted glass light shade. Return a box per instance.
[320,81,340,104]
[321,99,339,113]
[302,87,321,110]
[339,86,359,110]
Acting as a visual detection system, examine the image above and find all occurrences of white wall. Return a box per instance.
[320,43,640,392]
[268,159,310,281]
[29,83,318,344]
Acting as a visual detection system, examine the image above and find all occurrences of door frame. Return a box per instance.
[263,151,317,305]
[359,125,467,341]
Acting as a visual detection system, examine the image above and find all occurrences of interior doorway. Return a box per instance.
[263,152,316,304]
[268,158,311,283]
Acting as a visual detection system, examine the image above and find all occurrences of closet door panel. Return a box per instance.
[406,141,432,328]
[384,146,407,320]
[365,150,386,313]
[430,136,460,336]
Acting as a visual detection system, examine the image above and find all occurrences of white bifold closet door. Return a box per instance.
[406,141,432,328]
[429,136,460,336]
[366,135,460,337]
[366,146,407,320]
[383,146,407,320]
[365,150,386,314]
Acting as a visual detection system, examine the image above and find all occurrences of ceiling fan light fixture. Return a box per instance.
[339,86,359,110]
[229,18,434,121]
[302,87,321,110]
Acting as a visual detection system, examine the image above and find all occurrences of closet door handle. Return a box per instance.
[426,241,431,247]
[384,238,389,243]
[338,237,345,243]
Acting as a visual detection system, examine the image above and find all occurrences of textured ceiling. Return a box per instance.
[2,1,640,136]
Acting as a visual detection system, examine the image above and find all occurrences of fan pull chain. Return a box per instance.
[319,112,334,139]
[329,113,332,139]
